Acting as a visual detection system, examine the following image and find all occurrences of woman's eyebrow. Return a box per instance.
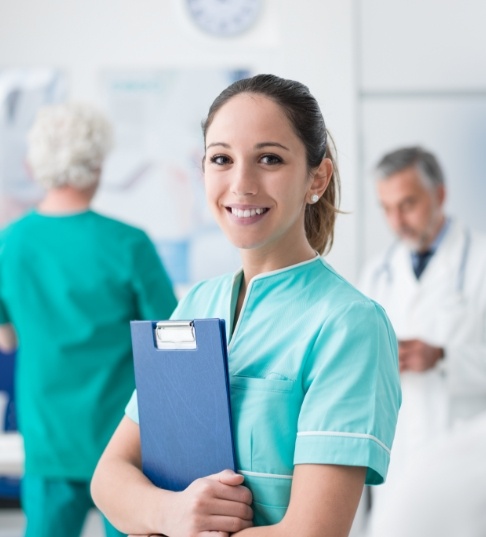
[255,142,290,151]
[206,141,290,151]
[206,142,230,150]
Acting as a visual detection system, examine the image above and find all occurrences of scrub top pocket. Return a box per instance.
[229,375,299,519]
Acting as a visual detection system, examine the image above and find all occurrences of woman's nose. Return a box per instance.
[230,163,258,196]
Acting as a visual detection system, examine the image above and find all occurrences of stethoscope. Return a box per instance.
[372,227,471,295]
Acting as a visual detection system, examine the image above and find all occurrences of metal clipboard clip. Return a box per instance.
[155,321,197,350]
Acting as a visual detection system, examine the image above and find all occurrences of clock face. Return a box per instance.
[186,0,263,37]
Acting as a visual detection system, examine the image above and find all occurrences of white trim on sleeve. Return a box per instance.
[297,431,391,455]
[239,470,293,480]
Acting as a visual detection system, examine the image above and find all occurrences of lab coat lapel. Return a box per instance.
[386,244,421,335]
[419,220,461,292]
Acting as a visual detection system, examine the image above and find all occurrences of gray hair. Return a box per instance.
[374,146,445,188]
[27,102,113,189]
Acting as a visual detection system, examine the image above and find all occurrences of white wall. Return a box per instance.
[358,0,486,266]
[1,0,485,284]
[0,0,359,281]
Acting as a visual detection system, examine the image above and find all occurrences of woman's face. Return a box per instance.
[204,93,316,259]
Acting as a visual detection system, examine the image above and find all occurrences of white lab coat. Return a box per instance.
[358,218,486,536]
[363,410,486,537]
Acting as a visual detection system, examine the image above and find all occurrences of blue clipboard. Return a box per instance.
[130,318,236,491]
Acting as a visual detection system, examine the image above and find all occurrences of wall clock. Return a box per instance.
[185,0,263,37]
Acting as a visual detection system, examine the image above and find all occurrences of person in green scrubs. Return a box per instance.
[91,74,401,537]
[0,103,178,537]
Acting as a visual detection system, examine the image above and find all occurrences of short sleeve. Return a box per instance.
[131,231,178,321]
[125,390,139,424]
[294,300,401,485]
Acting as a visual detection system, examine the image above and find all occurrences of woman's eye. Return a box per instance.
[261,154,282,165]
[209,155,231,165]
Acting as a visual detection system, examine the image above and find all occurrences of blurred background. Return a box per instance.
[1,0,486,287]
[1,0,485,535]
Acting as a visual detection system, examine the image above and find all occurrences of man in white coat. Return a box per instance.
[359,146,486,537]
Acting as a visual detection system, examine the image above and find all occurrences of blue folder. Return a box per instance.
[130,318,236,491]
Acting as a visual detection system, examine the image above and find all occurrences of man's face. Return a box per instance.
[377,166,445,252]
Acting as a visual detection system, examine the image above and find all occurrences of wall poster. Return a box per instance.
[96,69,250,293]
[0,69,67,227]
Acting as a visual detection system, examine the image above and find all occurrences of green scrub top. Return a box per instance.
[0,210,178,478]
[126,256,401,525]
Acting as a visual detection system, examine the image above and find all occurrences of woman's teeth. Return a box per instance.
[231,208,266,218]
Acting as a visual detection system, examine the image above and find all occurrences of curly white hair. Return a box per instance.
[27,102,114,189]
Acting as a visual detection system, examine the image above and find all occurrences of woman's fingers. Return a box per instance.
[207,497,253,522]
[206,513,254,533]
[163,473,253,537]
[216,469,245,487]
[187,478,252,510]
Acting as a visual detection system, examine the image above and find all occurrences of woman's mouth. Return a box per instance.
[229,207,269,218]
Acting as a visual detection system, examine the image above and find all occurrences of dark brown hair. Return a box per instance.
[202,74,340,255]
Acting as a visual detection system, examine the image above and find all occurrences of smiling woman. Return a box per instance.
[203,92,328,264]
[91,74,401,537]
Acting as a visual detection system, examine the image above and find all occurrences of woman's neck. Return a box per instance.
[37,186,94,214]
[233,243,317,326]
[240,243,317,283]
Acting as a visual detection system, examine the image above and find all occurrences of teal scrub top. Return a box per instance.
[0,210,178,478]
[126,256,401,526]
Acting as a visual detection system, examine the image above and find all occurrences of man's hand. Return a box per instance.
[398,339,444,372]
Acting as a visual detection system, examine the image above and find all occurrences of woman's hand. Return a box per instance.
[128,471,253,537]
[92,417,252,536]
[159,469,253,537]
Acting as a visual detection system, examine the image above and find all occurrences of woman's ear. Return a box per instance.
[308,158,333,201]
